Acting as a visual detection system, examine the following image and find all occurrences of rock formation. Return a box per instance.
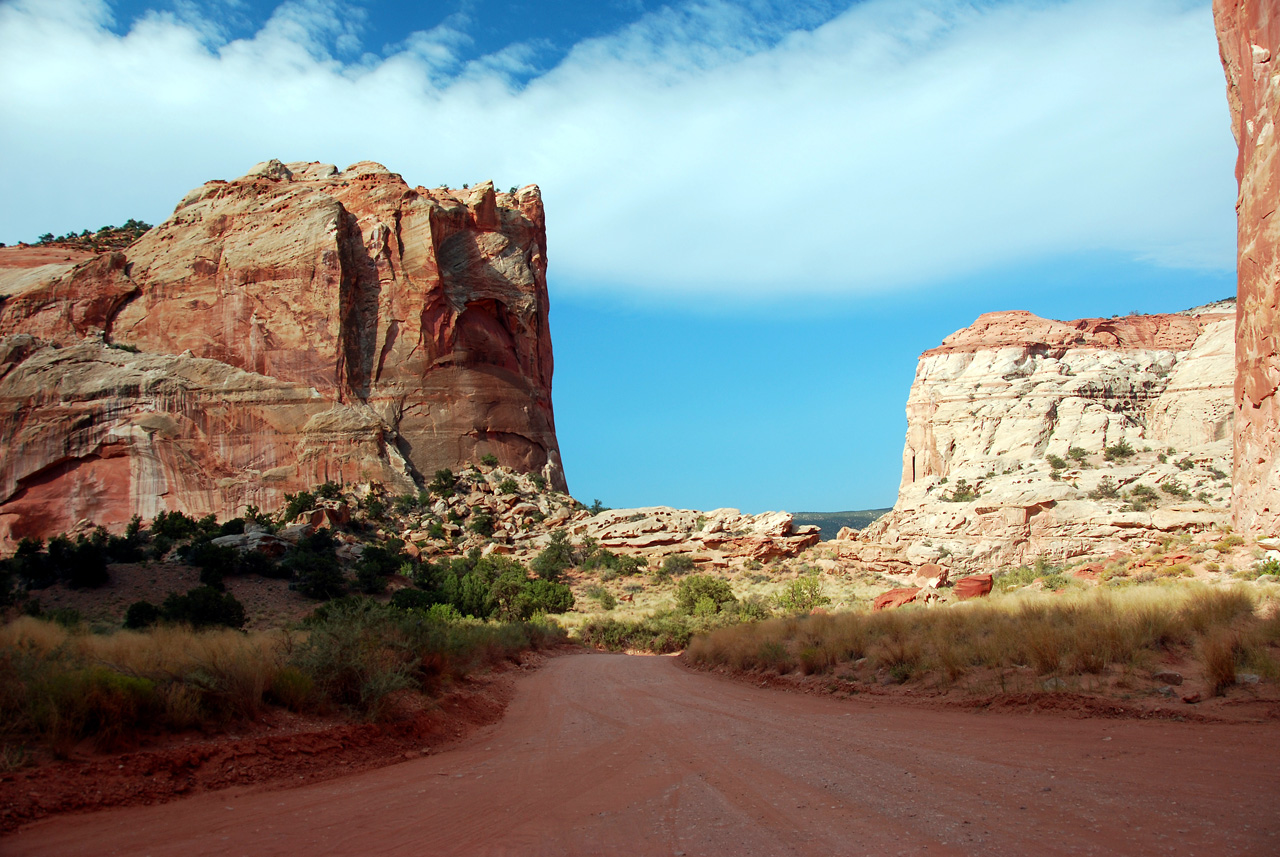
[0,161,564,546]
[1214,0,1280,537]
[839,304,1236,571]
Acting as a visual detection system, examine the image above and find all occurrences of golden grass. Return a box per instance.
[686,585,1278,694]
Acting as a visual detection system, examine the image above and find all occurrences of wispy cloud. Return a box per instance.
[0,0,1234,299]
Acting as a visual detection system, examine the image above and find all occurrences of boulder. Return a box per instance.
[952,574,994,600]
[873,587,920,611]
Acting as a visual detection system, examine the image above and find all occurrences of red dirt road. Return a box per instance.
[9,653,1279,856]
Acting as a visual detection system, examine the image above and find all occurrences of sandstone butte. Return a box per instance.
[838,303,1237,571]
[0,160,564,548]
[1215,0,1280,537]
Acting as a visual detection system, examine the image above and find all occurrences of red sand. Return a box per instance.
[6,652,1278,856]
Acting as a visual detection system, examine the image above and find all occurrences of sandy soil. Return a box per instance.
[7,652,1279,856]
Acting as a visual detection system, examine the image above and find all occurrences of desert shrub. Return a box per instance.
[675,575,737,614]
[266,666,313,711]
[283,529,346,600]
[1161,480,1192,500]
[180,538,238,589]
[281,491,316,522]
[1127,483,1159,511]
[529,473,547,492]
[520,579,575,616]
[480,453,499,467]
[123,600,161,629]
[161,587,246,630]
[392,493,420,515]
[1067,447,1089,463]
[151,510,217,541]
[1103,439,1135,462]
[30,667,159,752]
[429,468,457,498]
[316,481,343,500]
[531,529,574,581]
[1089,477,1120,500]
[391,588,438,611]
[469,510,495,537]
[1176,456,1195,471]
[353,539,409,595]
[944,478,977,502]
[583,584,617,611]
[662,553,696,577]
[1046,454,1067,470]
[775,575,831,612]
[578,612,702,653]
[497,478,519,495]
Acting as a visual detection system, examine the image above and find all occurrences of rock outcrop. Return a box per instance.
[0,161,564,546]
[1214,1,1280,537]
[840,304,1236,571]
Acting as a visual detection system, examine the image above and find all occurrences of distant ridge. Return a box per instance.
[791,509,891,540]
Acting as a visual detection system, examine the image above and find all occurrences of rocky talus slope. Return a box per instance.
[1215,0,1280,537]
[0,161,563,547]
[838,304,1236,571]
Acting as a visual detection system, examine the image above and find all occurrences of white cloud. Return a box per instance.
[0,0,1236,298]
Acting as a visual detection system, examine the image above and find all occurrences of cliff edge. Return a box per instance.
[0,161,564,545]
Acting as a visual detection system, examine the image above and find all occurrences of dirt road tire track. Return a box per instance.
[9,652,1278,855]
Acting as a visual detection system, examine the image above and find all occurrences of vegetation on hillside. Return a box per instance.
[22,219,152,252]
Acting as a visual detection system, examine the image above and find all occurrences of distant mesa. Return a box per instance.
[0,160,564,547]
[837,303,1237,572]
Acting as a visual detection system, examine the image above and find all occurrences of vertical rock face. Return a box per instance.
[1215,0,1280,536]
[0,161,565,545]
[842,304,1236,571]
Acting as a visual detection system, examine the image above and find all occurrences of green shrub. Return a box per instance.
[774,575,830,612]
[284,530,346,600]
[123,600,161,629]
[662,554,696,577]
[944,478,977,502]
[480,454,499,467]
[429,469,457,498]
[1103,439,1135,462]
[1161,480,1192,500]
[1089,476,1120,500]
[497,478,519,495]
[1046,454,1067,470]
[469,510,495,537]
[1067,447,1089,463]
[531,530,574,581]
[675,575,737,614]
[160,587,246,629]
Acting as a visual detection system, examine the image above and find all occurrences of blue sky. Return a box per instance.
[0,0,1237,513]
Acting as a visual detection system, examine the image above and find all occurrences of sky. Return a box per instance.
[0,0,1239,513]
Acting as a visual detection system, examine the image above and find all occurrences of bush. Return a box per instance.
[1161,480,1192,500]
[161,586,246,630]
[284,530,346,600]
[675,575,737,614]
[480,453,499,467]
[774,575,830,612]
[281,491,316,522]
[429,469,457,498]
[531,530,574,581]
[1046,454,1067,470]
[662,554,696,577]
[1103,439,1135,462]
[1089,476,1120,500]
[944,478,977,502]
[123,600,161,629]
[497,478,518,495]
[1067,447,1089,463]
[469,511,495,537]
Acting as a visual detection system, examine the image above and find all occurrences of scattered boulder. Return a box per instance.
[952,574,994,600]
[873,587,920,611]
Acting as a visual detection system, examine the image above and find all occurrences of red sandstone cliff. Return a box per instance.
[0,160,565,545]
[1215,0,1280,536]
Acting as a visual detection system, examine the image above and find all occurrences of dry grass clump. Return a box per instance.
[0,601,566,760]
[686,585,1278,696]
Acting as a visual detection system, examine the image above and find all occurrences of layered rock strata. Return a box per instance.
[841,304,1236,571]
[0,161,564,546]
[1214,0,1280,536]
